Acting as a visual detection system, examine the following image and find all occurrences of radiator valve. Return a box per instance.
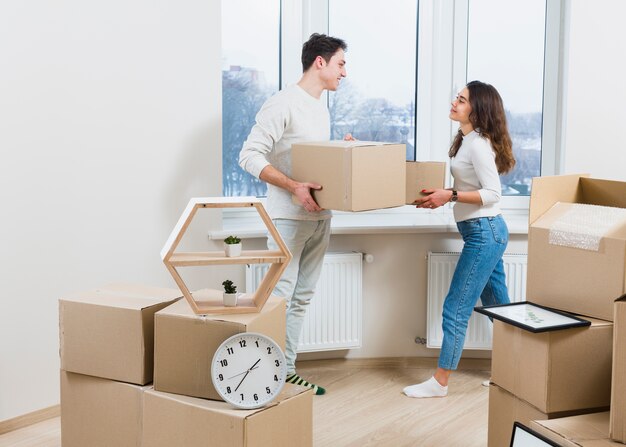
[414,336,427,345]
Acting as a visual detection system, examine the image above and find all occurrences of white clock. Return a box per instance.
[211,332,287,409]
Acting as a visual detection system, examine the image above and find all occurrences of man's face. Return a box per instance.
[320,49,346,91]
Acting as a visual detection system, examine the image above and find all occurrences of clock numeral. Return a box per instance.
[240,393,244,400]
[255,340,259,347]
[253,393,259,401]
[266,386,271,394]
[275,360,280,367]
[239,340,247,348]
[226,386,231,394]
[274,374,278,382]
[218,374,223,381]
[220,359,228,367]
[226,347,234,355]
[267,347,272,354]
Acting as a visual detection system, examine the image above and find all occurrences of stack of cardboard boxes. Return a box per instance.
[59,283,313,447]
[488,174,626,446]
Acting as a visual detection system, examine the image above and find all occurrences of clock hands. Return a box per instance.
[233,358,261,392]
[227,364,259,380]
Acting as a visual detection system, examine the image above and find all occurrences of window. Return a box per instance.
[221,0,280,197]
[328,0,417,160]
[221,0,563,206]
[466,0,547,196]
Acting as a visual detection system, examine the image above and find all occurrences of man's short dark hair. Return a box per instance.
[301,33,347,72]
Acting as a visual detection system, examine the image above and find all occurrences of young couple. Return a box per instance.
[239,33,515,398]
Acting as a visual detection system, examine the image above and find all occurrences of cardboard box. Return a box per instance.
[610,296,626,442]
[528,174,626,321]
[491,318,612,413]
[531,412,622,446]
[142,384,312,447]
[59,283,181,385]
[488,385,567,447]
[291,140,406,211]
[405,161,447,204]
[154,294,285,400]
[61,370,149,447]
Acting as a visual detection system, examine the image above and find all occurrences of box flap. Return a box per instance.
[529,174,588,225]
[294,140,397,148]
[61,283,182,310]
[581,178,626,208]
[531,412,613,446]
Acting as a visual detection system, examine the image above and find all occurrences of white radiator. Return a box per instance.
[426,252,527,350]
[246,252,363,352]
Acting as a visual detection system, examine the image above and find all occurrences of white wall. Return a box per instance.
[0,1,222,421]
[2,0,625,423]
[562,0,626,179]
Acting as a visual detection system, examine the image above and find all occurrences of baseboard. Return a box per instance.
[297,356,491,371]
[0,405,60,435]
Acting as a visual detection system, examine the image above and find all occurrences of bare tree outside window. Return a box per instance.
[467,0,546,195]
[221,0,279,196]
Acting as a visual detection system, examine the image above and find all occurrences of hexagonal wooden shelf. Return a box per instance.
[160,197,292,315]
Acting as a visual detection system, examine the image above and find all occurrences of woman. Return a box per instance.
[403,81,515,398]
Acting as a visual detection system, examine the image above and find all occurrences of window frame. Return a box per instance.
[222,0,567,225]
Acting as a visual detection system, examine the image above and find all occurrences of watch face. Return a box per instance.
[211,332,287,409]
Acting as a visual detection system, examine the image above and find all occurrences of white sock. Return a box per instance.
[403,376,448,398]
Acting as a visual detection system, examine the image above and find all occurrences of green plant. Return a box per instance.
[223,235,241,245]
[222,279,237,294]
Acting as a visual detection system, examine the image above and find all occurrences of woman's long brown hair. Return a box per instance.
[448,81,515,174]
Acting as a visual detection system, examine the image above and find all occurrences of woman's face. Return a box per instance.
[450,87,472,125]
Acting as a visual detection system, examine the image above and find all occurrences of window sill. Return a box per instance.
[209,205,529,240]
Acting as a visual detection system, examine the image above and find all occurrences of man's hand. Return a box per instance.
[415,189,452,209]
[293,181,323,213]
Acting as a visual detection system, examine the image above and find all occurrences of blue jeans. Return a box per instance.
[267,218,331,374]
[439,215,510,370]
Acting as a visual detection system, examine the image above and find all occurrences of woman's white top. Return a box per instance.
[450,130,502,223]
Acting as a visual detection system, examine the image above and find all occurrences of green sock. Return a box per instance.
[286,373,326,395]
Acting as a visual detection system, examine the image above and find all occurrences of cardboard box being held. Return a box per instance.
[61,370,150,447]
[405,161,447,204]
[531,412,621,447]
[59,283,181,385]
[153,294,285,400]
[491,318,612,414]
[528,174,626,321]
[142,384,313,447]
[610,296,626,443]
[291,141,406,211]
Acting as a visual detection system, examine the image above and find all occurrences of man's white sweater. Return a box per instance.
[239,84,331,220]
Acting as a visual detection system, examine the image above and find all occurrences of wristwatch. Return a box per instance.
[450,190,458,202]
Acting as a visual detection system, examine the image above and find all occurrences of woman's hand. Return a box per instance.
[415,189,452,209]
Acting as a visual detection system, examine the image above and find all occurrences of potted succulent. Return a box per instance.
[222,279,238,307]
[223,235,242,257]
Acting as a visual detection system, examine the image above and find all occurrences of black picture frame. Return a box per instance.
[474,301,591,333]
[510,422,561,447]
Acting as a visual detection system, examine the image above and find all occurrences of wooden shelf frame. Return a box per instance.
[161,197,292,315]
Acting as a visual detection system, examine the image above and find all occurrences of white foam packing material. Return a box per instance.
[548,202,626,251]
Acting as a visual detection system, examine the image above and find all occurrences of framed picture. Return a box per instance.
[474,301,590,333]
[510,422,561,447]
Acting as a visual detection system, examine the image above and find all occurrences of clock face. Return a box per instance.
[211,332,287,409]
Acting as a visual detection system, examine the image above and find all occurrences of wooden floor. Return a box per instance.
[0,358,490,447]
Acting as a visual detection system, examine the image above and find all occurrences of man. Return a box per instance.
[239,33,349,395]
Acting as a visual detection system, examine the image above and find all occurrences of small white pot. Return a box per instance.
[224,242,242,257]
[223,292,238,307]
